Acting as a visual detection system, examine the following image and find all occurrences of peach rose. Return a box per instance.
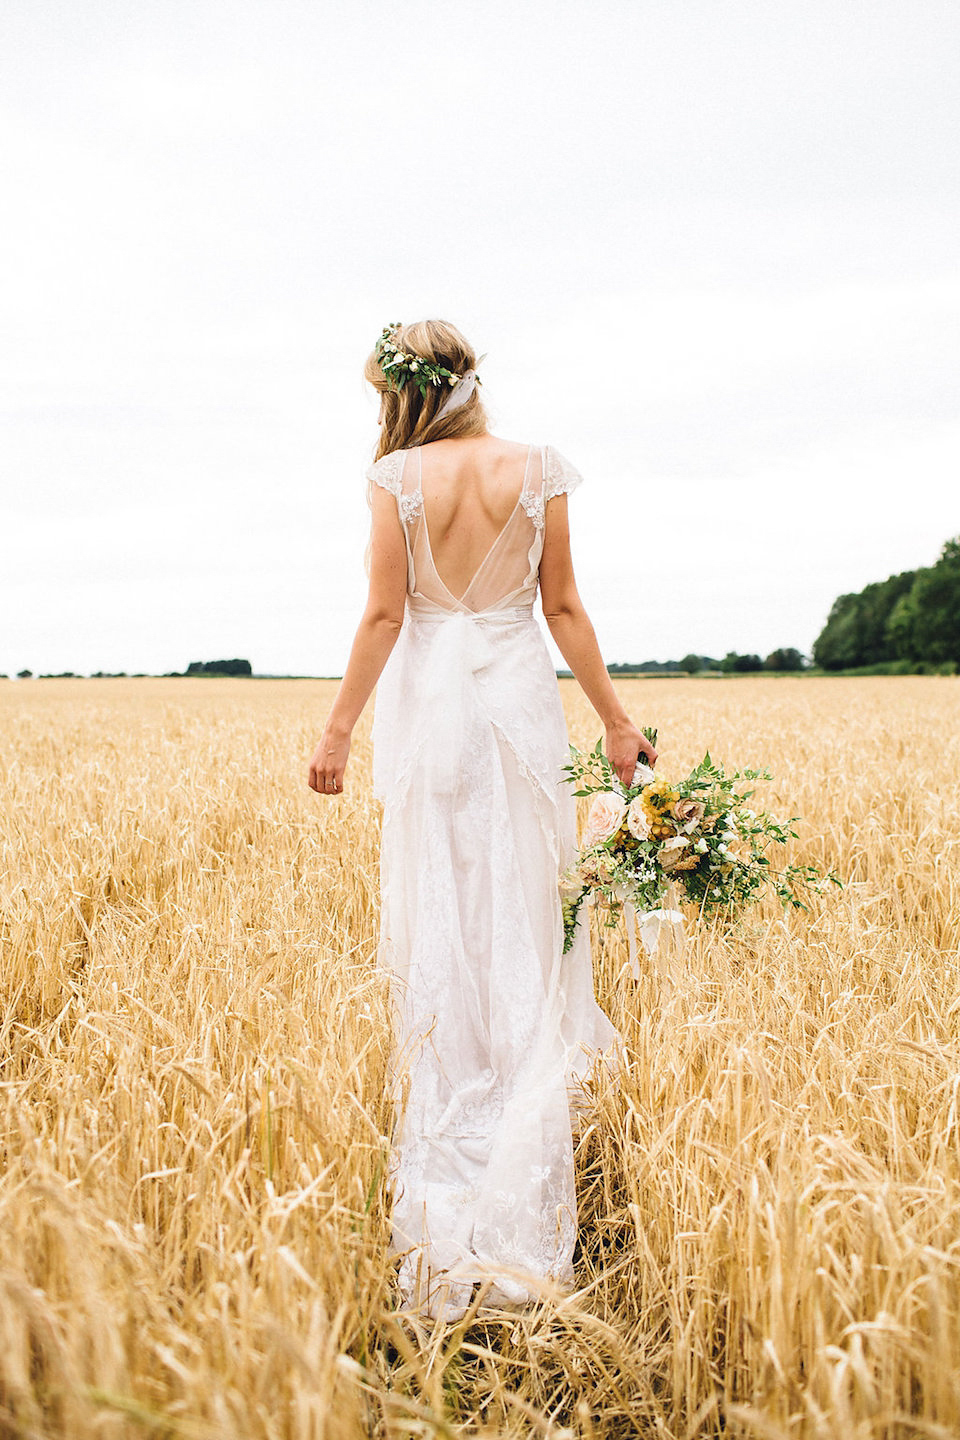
[583,792,627,846]
[674,797,705,832]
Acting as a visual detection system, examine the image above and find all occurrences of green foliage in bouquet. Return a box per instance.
[560,727,840,954]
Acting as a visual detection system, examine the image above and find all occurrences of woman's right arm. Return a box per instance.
[307,484,407,795]
[539,494,657,785]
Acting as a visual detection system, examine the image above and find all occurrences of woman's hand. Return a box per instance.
[605,719,658,788]
[308,722,351,796]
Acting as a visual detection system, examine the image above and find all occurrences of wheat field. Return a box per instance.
[1,675,958,1439]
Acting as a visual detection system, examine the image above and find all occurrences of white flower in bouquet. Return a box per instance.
[626,796,652,841]
[583,792,627,846]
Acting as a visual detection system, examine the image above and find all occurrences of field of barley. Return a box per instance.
[1,674,958,1439]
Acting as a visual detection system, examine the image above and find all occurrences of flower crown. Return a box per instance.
[374,323,477,399]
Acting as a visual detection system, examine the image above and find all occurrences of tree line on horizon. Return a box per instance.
[8,537,958,682]
[7,659,254,680]
[605,647,807,675]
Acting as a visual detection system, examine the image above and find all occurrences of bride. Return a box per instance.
[308,320,656,1320]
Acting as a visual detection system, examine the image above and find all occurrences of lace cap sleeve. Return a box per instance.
[544,445,584,500]
[365,450,405,503]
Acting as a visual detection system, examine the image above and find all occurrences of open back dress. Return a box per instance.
[367,442,617,1320]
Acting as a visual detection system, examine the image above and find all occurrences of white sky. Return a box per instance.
[3,0,958,676]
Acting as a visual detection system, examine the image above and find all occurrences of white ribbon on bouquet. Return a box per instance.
[623,758,686,981]
[623,902,686,980]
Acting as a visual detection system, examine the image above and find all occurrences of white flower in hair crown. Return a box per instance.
[374,323,481,400]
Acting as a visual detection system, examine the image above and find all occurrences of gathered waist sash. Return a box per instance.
[386,604,538,795]
[405,604,535,627]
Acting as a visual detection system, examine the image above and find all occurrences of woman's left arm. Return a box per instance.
[308,485,407,795]
[539,494,657,784]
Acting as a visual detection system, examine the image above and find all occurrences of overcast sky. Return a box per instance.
[3,0,958,677]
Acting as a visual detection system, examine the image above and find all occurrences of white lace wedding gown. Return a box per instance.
[368,442,617,1320]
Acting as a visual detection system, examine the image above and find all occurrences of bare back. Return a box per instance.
[419,436,532,599]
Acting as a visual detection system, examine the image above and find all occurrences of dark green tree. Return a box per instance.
[765,647,806,671]
[679,653,702,674]
[905,538,960,666]
[885,587,921,662]
[722,652,763,673]
[813,570,916,669]
[812,592,860,670]
[185,658,253,677]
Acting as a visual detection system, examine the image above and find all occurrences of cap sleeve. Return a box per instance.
[544,445,584,500]
[365,450,405,502]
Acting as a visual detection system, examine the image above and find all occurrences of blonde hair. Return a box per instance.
[364,319,488,460]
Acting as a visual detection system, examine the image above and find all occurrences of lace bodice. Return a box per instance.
[366,444,583,616]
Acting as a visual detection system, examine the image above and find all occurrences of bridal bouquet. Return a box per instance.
[560,728,838,954]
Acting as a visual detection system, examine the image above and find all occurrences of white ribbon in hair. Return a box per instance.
[436,368,477,420]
